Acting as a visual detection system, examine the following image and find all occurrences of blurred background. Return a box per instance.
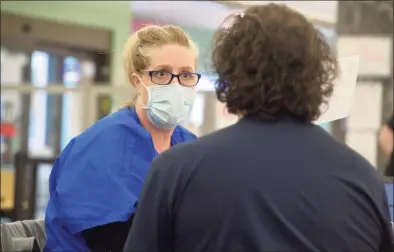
[1,1,393,222]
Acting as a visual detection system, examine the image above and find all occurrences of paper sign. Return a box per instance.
[347,82,382,130]
[314,55,360,125]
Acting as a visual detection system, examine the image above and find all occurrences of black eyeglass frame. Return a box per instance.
[144,70,202,87]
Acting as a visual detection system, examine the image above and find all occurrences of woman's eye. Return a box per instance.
[180,73,192,79]
[153,71,169,78]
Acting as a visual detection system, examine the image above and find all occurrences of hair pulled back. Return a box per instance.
[121,25,198,107]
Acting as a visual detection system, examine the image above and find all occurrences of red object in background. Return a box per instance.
[1,122,17,138]
[132,19,166,32]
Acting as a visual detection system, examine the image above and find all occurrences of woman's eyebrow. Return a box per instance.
[150,65,195,72]
[151,65,172,71]
[179,67,194,72]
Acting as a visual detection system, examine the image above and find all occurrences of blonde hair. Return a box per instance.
[120,25,198,108]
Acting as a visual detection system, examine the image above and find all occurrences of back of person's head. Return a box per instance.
[121,25,198,107]
[212,4,339,121]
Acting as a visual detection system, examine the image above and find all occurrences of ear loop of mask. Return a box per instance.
[135,75,150,109]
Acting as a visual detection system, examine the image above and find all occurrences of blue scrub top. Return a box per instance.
[44,107,197,252]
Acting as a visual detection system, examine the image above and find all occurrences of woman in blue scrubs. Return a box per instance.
[44,25,201,252]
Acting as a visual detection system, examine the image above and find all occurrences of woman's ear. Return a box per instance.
[130,73,141,89]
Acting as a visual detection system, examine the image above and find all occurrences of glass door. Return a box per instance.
[0,45,31,221]
[0,46,30,168]
[1,43,97,219]
[31,50,95,219]
[28,49,63,218]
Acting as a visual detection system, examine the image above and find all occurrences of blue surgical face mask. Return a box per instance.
[140,79,196,129]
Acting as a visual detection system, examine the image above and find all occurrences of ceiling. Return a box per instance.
[131,1,338,30]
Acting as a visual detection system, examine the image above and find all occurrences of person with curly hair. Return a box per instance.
[124,4,394,252]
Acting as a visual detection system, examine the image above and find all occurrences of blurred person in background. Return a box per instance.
[379,113,394,177]
[124,4,394,252]
[44,25,201,252]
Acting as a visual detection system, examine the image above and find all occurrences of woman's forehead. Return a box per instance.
[149,44,196,70]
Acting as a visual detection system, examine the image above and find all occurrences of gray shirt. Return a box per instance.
[1,220,45,252]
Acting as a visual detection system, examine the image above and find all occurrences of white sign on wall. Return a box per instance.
[337,37,392,77]
[347,82,383,130]
[314,56,359,125]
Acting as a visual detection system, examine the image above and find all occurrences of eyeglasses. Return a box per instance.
[145,71,201,87]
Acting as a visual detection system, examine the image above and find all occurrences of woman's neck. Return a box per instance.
[135,105,173,153]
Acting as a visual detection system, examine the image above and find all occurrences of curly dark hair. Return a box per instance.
[212,4,339,121]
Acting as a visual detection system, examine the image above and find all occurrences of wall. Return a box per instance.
[229,1,337,26]
[336,2,393,170]
[185,27,215,73]
[0,1,131,86]
[132,19,166,32]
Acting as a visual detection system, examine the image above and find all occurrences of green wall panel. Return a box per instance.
[1,0,131,85]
